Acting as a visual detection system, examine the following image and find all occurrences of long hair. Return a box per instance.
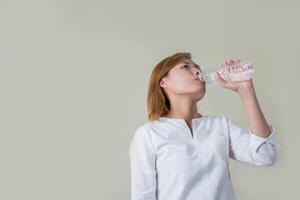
[147,52,192,121]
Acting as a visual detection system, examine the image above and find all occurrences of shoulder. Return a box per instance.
[130,122,157,153]
[132,123,149,138]
[131,121,157,141]
[135,119,166,133]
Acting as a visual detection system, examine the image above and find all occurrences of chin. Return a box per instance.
[176,86,206,96]
[195,88,206,100]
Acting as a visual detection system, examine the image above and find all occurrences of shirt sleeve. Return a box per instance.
[129,126,157,200]
[225,117,279,166]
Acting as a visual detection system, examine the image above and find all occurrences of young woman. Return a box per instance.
[129,52,278,200]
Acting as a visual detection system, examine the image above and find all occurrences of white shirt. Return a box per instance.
[129,115,278,200]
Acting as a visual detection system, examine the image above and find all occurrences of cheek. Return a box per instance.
[170,76,190,88]
[170,78,198,93]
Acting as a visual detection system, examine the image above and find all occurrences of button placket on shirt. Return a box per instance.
[180,119,198,140]
[180,119,202,158]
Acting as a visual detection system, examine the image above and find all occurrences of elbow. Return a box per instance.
[255,158,276,166]
[252,142,278,166]
[253,150,277,166]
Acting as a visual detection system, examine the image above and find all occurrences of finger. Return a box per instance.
[225,60,235,65]
[233,60,241,65]
[235,60,242,67]
[224,60,231,65]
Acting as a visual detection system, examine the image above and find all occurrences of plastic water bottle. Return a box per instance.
[199,60,254,84]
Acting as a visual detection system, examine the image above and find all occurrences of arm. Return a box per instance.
[216,59,271,138]
[225,117,278,166]
[239,81,271,138]
[216,60,279,166]
[129,126,157,200]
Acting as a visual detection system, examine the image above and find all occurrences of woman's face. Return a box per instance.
[160,59,206,100]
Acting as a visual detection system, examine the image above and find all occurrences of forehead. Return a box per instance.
[180,59,194,64]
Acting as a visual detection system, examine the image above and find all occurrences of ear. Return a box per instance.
[160,77,168,88]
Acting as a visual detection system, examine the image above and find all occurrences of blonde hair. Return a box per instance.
[147,52,193,121]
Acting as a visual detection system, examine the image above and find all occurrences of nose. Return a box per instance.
[194,70,201,79]
[194,69,201,76]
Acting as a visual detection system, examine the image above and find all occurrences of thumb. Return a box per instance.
[215,72,227,86]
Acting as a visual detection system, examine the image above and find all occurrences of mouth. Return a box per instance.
[195,78,205,85]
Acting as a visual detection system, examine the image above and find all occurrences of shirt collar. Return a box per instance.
[159,115,207,126]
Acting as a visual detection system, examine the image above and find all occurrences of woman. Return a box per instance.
[129,52,278,200]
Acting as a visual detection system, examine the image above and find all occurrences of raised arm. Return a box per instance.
[216,59,278,166]
[216,59,271,138]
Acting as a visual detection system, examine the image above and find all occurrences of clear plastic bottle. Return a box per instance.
[199,60,254,84]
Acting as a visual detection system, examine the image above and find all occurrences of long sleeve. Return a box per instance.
[129,126,157,200]
[225,117,279,166]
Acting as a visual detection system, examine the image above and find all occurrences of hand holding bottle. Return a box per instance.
[215,60,254,95]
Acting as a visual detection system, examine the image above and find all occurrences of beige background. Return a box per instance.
[0,0,299,199]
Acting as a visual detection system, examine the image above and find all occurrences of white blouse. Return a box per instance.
[129,115,278,200]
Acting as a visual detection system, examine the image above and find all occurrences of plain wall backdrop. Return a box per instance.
[1,0,299,199]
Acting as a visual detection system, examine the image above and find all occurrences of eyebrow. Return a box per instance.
[181,61,201,69]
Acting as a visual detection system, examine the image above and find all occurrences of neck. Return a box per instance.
[164,96,201,121]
